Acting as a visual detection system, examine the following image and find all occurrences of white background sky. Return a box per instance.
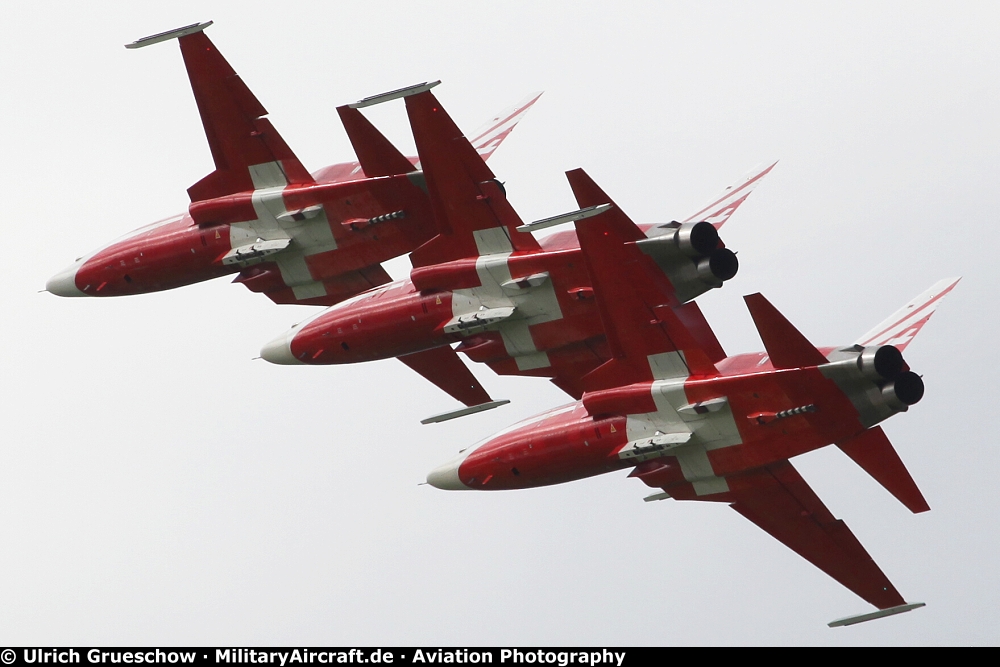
[5,0,999,646]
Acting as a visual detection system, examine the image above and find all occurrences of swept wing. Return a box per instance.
[404,88,542,268]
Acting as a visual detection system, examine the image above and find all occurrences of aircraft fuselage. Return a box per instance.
[427,345,918,494]
[48,167,436,306]
[262,223,736,390]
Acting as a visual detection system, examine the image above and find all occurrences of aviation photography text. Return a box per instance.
[11,650,629,667]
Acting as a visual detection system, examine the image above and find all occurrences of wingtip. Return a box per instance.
[349,81,441,109]
[828,602,926,627]
[420,399,511,425]
[125,20,213,49]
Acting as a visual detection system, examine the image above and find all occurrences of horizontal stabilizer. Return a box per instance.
[682,161,777,228]
[336,105,416,177]
[837,426,930,514]
[673,301,727,364]
[399,346,494,408]
[744,293,828,369]
[856,277,961,351]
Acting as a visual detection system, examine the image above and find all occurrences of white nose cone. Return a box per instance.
[260,330,303,365]
[426,457,470,490]
[46,262,85,297]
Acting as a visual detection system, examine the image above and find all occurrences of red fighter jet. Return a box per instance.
[45,22,539,307]
[261,85,775,422]
[425,173,959,626]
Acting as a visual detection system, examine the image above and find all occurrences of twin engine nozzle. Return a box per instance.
[856,344,924,412]
[674,221,739,286]
[635,221,739,302]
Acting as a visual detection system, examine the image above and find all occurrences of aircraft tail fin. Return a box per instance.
[682,161,777,229]
[744,293,829,369]
[837,426,930,514]
[405,89,541,267]
[467,92,544,162]
[336,106,416,177]
[855,277,961,351]
[162,29,314,201]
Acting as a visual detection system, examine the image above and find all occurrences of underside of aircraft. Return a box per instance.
[44,21,961,628]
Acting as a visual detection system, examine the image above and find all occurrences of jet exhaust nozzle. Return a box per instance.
[881,371,924,411]
[674,221,719,258]
[695,248,739,286]
[858,345,904,382]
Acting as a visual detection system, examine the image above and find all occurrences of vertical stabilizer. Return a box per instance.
[467,92,543,161]
[682,161,777,228]
[855,277,961,351]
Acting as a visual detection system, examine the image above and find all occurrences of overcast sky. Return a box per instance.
[6,0,999,647]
